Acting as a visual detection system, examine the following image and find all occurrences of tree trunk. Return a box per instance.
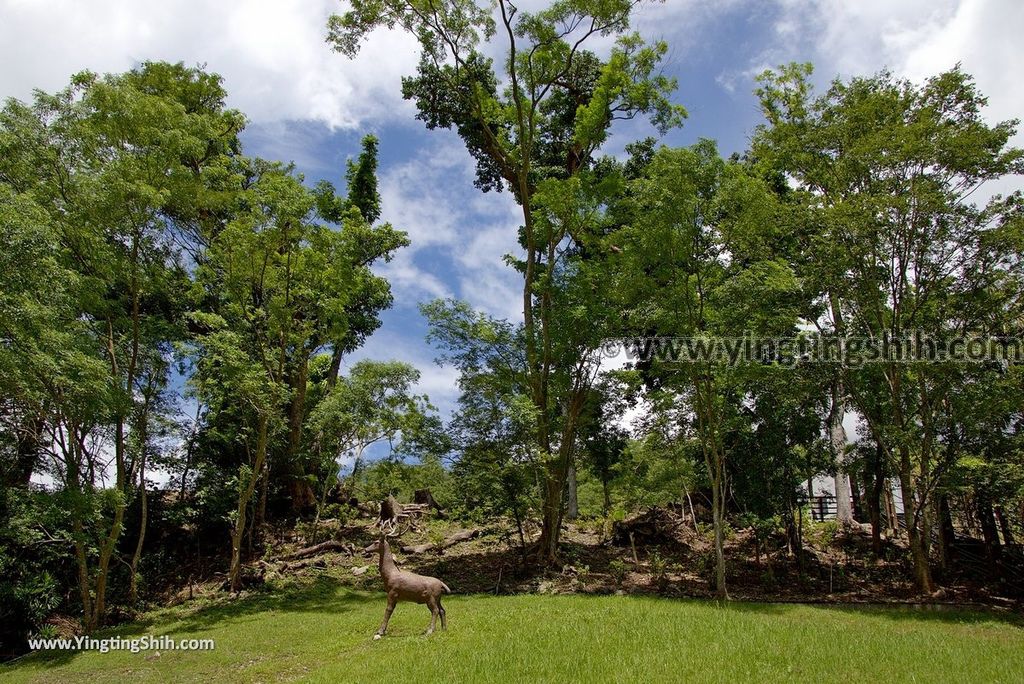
[850,476,863,521]
[711,463,728,599]
[7,411,45,487]
[90,417,128,630]
[829,380,854,526]
[867,443,884,554]
[897,449,933,594]
[285,359,315,513]
[883,485,898,538]
[230,414,269,592]
[602,477,611,517]
[537,461,567,562]
[536,393,585,563]
[179,402,201,500]
[994,505,1015,545]
[565,462,579,522]
[129,457,148,605]
[256,457,269,530]
[978,495,1002,563]
[66,433,94,631]
[937,493,955,571]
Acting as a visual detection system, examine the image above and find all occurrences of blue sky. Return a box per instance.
[3,0,1022,425]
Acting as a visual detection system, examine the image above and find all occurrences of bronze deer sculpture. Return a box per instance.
[372,518,450,639]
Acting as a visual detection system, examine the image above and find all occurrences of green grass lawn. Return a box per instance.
[4,580,1023,683]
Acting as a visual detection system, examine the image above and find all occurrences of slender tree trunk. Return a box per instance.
[883,485,898,538]
[897,447,933,593]
[230,414,269,592]
[978,495,1002,563]
[850,476,863,521]
[711,457,728,599]
[180,402,201,500]
[91,417,128,629]
[565,462,579,522]
[129,456,148,606]
[829,380,854,526]
[66,431,94,630]
[937,493,955,571]
[994,505,1015,545]
[256,458,269,530]
[8,411,45,487]
[867,444,884,554]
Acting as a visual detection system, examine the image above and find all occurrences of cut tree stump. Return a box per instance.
[414,488,448,518]
[379,495,403,526]
[378,496,432,529]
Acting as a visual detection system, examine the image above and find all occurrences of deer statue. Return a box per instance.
[372,518,450,639]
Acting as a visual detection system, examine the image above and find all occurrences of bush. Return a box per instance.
[575,565,591,589]
[608,559,629,586]
[649,551,669,592]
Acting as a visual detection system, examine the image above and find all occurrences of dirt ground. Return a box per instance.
[208,509,1022,611]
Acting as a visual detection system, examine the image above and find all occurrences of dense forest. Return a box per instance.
[2,0,1023,664]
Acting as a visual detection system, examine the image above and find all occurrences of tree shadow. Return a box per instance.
[2,578,378,671]
[712,597,1024,629]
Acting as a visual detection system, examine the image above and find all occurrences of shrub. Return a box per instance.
[608,559,629,586]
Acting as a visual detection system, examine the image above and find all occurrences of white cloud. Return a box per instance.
[759,0,1024,131]
[341,326,462,417]
[758,0,1024,196]
[0,0,421,128]
[375,250,454,302]
[375,132,526,321]
[378,136,471,249]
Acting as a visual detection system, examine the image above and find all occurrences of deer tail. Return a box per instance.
[441,581,451,594]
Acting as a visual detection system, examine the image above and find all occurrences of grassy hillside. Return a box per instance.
[4,580,1023,683]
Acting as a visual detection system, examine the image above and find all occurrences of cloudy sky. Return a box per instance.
[3,0,1022,422]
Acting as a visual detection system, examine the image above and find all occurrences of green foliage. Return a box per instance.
[755,62,1024,590]
[0,488,73,655]
[331,0,686,560]
[608,559,629,586]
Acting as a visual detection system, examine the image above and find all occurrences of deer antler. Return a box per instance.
[374,518,409,538]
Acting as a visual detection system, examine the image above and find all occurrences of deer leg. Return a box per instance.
[376,597,396,638]
[439,599,447,630]
[425,597,439,635]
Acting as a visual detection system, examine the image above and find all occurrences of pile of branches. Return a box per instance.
[612,507,687,547]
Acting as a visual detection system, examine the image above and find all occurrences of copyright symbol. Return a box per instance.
[600,339,622,359]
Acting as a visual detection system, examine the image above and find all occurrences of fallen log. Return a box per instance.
[441,528,481,548]
[401,529,482,555]
[281,557,328,572]
[401,542,435,554]
[284,539,355,561]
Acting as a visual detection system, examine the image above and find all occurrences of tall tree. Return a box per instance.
[609,140,804,598]
[754,64,1024,592]
[0,62,242,630]
[329,0,684,561]
[189,160,408,590]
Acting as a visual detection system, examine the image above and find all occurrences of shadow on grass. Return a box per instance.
[7,562,1021,674]
[2,578,379,672]
[716,598,1024,629]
